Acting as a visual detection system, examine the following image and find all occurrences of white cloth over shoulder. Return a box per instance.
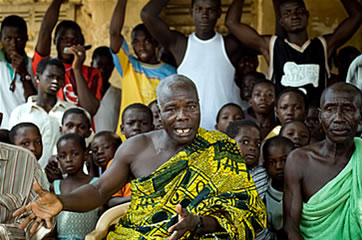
[346,54,362,90]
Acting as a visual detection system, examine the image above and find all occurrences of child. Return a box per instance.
[266,88,307,139]
[9,122,43,160]
[226,119,270,239]
[121,103,154,139]
[305,104,325,143]
[9,57,73,168]
[148,100,163,130]
[215,103,244,134]
[235,71,265,111]
[54,133,99,239]
[91,46,115,97]
[91,131,122,174]
[247,80,277,139]
[263,136,295,239]
[226,120,267,199]
[280,120,310,148]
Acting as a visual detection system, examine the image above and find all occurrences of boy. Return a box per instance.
[120,103,154,139]
[280,120,310,148]
[247,80,277,139]
[0,15,37,129]
[32,0,102,116]
[305,104,325,143]
[141,0,245,131]
[226,0,362,105]
[215,103,244,134]
[266,88,307,139]
[263,136,295,239]
[9,122,43,160]
[9,58,74,168]
[148,100,163,130]
[110,0,176,138]
[236,71,265,111]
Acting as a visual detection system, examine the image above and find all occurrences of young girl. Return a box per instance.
[215,103,244,134]
[54,133,99,239]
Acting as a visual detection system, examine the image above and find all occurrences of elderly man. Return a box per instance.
[284,82,362,239]
[15,74,265,239]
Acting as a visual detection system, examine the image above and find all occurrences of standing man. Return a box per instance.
[141,0,243,130]
[284,82,362,239]
[0,15,37,129]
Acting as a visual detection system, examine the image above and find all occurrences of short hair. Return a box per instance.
[9,122,41,144]
[131,24,152,41]
[215,103,243,123]
[0,129,10,144]
[279,0,306,12]
[1,15,28,36]
[226,120,260,139]
[92,46,113,61]
[54,20,85,45]
[36,58,65,75]
[250,79,276,95]
[121,103,153,123]
[321,82,362,109]
[280,120,311,142]
[93,131,122,149]
[276,88,308,109]
[191,0,221,8]
[57,133,86,152]
[263,136,295,161]
[61,108,91,128]
[235,71,265,89]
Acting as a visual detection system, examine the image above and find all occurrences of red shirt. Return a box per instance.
[33,51,103,105]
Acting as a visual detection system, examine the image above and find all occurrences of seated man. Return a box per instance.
[0,141,50,239]
[284,82,362,239]
[15,75,266,239]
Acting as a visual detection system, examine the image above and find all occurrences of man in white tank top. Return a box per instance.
[141,0,243,130]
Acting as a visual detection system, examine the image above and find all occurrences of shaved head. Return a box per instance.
[320,82,362,109]
[157,74,199,107]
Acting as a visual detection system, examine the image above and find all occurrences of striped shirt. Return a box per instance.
[0,143,51,240]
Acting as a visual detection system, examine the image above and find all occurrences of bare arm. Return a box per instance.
[324,0,362,57]
[141,0,186,65]
[283,150,304,240]
[110,0,127,53]
[225,0,270,63]
[36,0,63,56]
[70,45,100,116]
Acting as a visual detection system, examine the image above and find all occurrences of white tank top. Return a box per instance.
[178,32,241,130]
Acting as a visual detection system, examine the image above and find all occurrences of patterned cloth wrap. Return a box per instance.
[107,128,266,239]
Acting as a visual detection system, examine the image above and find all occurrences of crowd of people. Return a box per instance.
[0,0,361,239]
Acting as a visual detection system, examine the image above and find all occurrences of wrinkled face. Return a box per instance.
[305,106,325,140]
[279,1,309,33]
[0,26,27,59]
[240,75,259,101]
[234,126,261,168]
[320,90,361,144]
[191,0,221,36]
[57,139,86,175]
[55,27,83,62]
[91,135,117,168]
[265,144,292,183]
[132,30,157,63]
[215,106,243,134]
[92,55,114,82]
[280,122,310,148]
[38,64,65,95]
[13,126,42,160]
[150,102,163,130]
[61,114,91,138]
[249,82,275,114]
[121,109,153,139]
[159,85,200,146]
[276,92,305,125]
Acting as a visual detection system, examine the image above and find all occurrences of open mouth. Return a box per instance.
[175,128,192,136]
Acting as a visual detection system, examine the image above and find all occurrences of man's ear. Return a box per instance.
[120,124,125,134]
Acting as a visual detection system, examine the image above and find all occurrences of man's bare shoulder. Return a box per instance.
[118,131,163,154]
[287,141,325,167]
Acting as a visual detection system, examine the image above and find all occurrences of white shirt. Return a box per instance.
[9,96,74,168]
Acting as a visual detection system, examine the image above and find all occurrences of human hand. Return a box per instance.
[69,45,86,70]
[166,204,199,240]
[9,51,27,76]
[45,156,63,183]
[13,180,63,234]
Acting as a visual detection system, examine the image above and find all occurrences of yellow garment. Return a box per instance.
[107,128,266,239]
[264,125,281,140]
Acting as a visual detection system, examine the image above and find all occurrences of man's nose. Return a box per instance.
[176,108,188,120]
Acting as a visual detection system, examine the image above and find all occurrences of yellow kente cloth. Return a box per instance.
[107,128,266,239]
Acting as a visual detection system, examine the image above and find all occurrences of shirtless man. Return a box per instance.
[284,82,362,239]
[141,0,243,130]
[14,75,265,239]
